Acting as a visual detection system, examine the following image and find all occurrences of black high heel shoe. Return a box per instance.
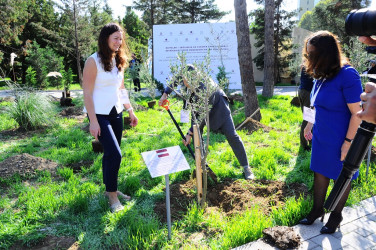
[299,208,325,225]
[320,211,343,234]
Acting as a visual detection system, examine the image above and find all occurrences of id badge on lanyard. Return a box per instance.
[303,79,324,124]
[303,107,316,124]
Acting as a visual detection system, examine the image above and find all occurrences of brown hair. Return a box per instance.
[303,30,349,79]
[98,23,129,72]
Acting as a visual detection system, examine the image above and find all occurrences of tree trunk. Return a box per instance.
[73,0,83,85]
[262,0,275,97]
[234,0,261,121]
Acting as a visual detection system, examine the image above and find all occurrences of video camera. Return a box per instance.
[324,8,376,211]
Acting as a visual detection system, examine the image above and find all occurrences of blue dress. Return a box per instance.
[310,66,362,180]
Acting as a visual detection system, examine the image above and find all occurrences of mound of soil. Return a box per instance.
[290,96,300,107]
[0,153,58,178]
[60,106,83,117]
[134,103,148,111]
[236,118,273,134]
[263,226,301,249]
[67,160,93,172]
[0,128,46,140]
[0,96,15,103]
[10,236,78,250]
[228,92,243,104]
[154,178,309,222]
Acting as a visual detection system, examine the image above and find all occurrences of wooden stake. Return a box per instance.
[235,108,260,130]
[193,125,203,206]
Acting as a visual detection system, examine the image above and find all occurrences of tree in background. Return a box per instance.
[25,43,64,89]
[56,0,91,85]
[18,0,60,84]
[263,0,275,97]
[56,0,114,85]
[174,0,228,23]
[133,0,228,30]
[123,10,150,46]
[298,0,370,47]
[0,0,30,79]
[0,0,29,50]
[234,0,261,121]
[249,0,296,84]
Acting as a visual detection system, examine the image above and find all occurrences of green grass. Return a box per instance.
[0,94,375,249]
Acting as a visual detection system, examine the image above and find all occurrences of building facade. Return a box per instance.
[298,0,320,19]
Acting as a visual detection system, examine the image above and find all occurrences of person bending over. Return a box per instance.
[158,65,255,180]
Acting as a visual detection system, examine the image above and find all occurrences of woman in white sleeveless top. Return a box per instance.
[83,23,138,213]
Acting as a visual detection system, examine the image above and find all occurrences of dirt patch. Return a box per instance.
[0,153,58,179]
[60,106,83,117]
[10,236,78,250]
[59,106,86,123]
[236,118,273,134]
[0,128,46,141]
[154,178,309,222]
[0,96,15,103]
[263,226,301,249]
[67,160,93,172]
[134,103,148,111]
[228,93,244,105]
[290,96,300,107]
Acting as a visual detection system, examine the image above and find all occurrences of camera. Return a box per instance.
[324,9,376,211]
[324,121,376,211]
[346,8,376,36]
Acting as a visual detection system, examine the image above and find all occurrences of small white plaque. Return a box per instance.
[142,145,190,178]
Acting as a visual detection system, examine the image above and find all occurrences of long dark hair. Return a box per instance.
[303,30,349,79]
[98,23,129,72]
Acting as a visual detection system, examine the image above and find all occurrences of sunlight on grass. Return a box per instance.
[1,94,376,249]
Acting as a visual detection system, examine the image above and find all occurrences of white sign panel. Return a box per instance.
[153,22,241,89]
[142,146,190,178]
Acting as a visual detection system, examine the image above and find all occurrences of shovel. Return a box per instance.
[161,100,218,182]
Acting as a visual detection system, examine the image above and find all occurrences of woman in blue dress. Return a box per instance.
[298,31,362,234]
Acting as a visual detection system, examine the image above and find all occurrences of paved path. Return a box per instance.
[234,196,376,249]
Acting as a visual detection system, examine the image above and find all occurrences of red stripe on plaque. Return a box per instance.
[156,149,167,153]
[158,153,169,158]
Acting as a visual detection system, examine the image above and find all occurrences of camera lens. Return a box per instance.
[346,8,376,36]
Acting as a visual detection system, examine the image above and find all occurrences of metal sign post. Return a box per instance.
[165,175,172,239]
[142,145,190,240]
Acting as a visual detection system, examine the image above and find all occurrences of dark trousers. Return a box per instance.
[198,114,249,167]
[96,107,123,192]
[219,116,249,166]
[298,88,311,149]
[133,78,141,92]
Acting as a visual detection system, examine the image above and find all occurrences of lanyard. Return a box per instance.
[310,79,325,108]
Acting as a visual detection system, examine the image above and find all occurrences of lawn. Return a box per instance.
[0,93,375,249]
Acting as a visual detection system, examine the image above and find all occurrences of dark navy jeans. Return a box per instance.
[96,106,123,192]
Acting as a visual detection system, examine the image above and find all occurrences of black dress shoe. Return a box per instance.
[320,211,343,234]
[299,208,325,225]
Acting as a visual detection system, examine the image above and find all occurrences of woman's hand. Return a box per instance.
[341,141,351,161]
[90,121,101,141]
[158,93,168,106]
[357,82,376,124]
[129,112,138,127]
[304,122,313,141]
[183,133,192,146]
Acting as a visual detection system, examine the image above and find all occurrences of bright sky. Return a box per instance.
[107,0,376,22]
